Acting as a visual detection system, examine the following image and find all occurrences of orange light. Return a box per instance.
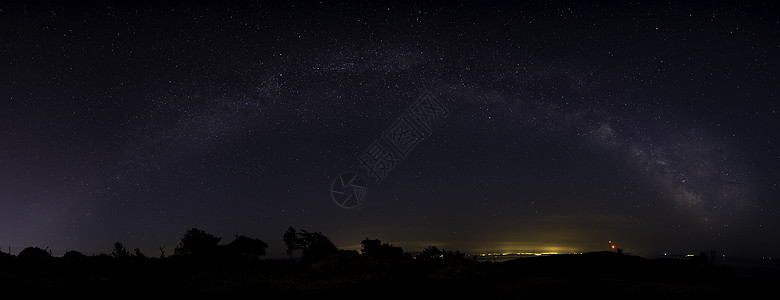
[611,245,615,249]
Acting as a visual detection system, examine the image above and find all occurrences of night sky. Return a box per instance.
[1,1,778,259]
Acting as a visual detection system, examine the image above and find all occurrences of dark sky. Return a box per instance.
[1,1,778,259]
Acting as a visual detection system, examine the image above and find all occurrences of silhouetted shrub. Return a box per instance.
[301,231,339,264]
[133,248,146,258]
[361,238,404,260]
[112,242,130,258]
[416,245,444,262]
[223,235,268,260]
[284,227,339,264]
[63,250,87,261]
[174,228,222,258]
[414,245,477,276]
[18,247,51,264]
[358,238,408,272]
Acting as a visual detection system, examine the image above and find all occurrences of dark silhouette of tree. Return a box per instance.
[356,238,408,273]
[112,242,130,258]
[418,245,443,260]
[300,229,338,264]
[63,250,87,261]
[283,227,338,264]
[174,228,222,258]
[283,226,303,260]
[416,245,471,264]
[361,238,382,254]
[224,235,268,259]
[413,245,476,276]
[158,245,166,258]
[18,246,51,264]
[361,238,403,260]
[133,248,146,258]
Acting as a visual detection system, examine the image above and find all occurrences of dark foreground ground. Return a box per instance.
[0,251,775,298]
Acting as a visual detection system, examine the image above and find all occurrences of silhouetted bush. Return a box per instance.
[416,245,444,262]
[301,231,338,264]
[174,228,222,258]
[223,235,269,260]
[112,242,130,258]
[18,247,51,265]
[414,245,477,276]
[357,238,409,272]
[284,227,339,264]
[361,238,404,260]
[133,248,146,258]
[63,250,87,261]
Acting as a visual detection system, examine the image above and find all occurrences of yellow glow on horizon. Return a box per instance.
[473,242,580,254]
[479,251,569,257]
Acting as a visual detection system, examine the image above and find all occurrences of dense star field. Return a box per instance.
[1,1,778,259]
